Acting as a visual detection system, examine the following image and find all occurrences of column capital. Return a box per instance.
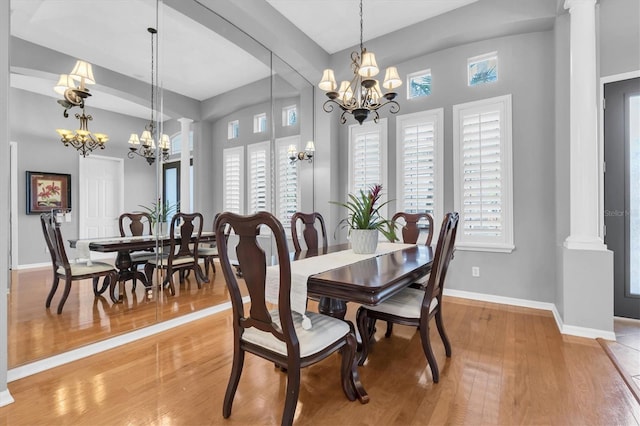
[177,117,194,125]
[564,0,596,12]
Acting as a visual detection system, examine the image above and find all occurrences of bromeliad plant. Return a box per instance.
[138,199,179,226]
[331,183,397,242]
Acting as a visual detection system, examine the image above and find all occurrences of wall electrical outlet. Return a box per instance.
[472,266,480,277]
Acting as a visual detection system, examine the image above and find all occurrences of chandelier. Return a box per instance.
[318,0,402,125]
[128,27,170,165]
[54,60,96,118]
[55,109,109,157]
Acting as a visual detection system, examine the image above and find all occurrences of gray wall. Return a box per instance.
[1,0,10,403]
[10,89,156,265]
[599,0,640,77]
[330,31,558,303]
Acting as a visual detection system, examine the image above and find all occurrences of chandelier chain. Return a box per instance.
[359,0,363,54]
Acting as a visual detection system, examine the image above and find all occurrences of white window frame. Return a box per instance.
[453,94,514,252]
[275,136,301,232]
[253,113,267,133]
[222,146,244,214]
[395,109,444,241]
[348,118,389,223]
[247,141,271,214]
[227,120,239,140]
[282,104,297,127]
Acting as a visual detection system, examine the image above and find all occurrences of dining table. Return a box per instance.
[267,242,434,321]
[69,231,216,302]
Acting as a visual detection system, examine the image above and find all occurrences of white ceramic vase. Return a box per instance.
[350,229,379,254]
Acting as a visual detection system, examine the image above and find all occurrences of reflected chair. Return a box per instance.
[356,212,459,383]
[41,212,117,314]
[215,211,369,426]
[118,212,156,288]
[196,213,230,277]
[290,211,328,252]
[144,212,204,295]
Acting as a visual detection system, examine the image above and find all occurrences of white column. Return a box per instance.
[178,118,193,213]
[563,0,606,250]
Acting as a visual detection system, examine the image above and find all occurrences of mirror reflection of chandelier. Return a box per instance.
[318,0,402,125]
[54,60,96,118]
[128,27,170,166]
[55,109,109,157]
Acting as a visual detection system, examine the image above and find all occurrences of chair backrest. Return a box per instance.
[40,212,71,274]
[213,212,232,244]
[422,212,459,313]
[215,212,299,356]
[119,212,153,237]
[391,212,435,246]
[291,211,328,252]
[168,212,203,260]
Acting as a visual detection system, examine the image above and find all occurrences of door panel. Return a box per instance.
[79,156,124,239]
[604,77,640,319]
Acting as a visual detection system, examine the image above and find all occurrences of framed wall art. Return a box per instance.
[26,171,71,215]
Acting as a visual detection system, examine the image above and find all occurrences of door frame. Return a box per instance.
[600,70,640,319]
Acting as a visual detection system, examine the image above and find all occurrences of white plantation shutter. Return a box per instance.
[223,146,244,214]
[349,119,387,194]
[247,141,270,213]
[453,95,514,252]
[276,136,300,225]
[396,110,443,229]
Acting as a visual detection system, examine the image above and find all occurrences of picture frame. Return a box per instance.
[26,171,72,215]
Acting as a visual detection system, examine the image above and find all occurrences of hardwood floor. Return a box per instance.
[8,261,238,367]
[1,296,639,425]
[599,317,640,403]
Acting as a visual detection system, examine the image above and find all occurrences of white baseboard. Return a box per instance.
[0,389,15,407]
[13,262,50,270]
[443,288,616,340]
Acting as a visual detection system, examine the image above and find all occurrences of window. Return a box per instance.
[349,119,388,217]
[163,159,194,222]
[223,146,244,214]
[227,120,239,140]
[453,94,513,252]
[253,113,267,133]
[170,131,194,155]
[247,141,270,214]
[275,136,300,226]
[396,109,444,234]
[468,52,498,86]
[407,69,432,99]
[282,105,297,127]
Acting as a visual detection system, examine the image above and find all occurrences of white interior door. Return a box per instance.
[79,155,124,239]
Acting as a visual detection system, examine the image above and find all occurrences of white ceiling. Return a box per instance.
[9,0,478,116]
[265,0,478,54]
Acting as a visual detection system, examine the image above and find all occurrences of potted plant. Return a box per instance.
[331,184,397,254]
[138,199,179,234]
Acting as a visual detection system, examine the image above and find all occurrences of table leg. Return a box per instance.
[317,296,347,319]
[110,250,148,303]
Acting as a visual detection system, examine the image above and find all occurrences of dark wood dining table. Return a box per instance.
[292,243,434,319]
[70,232,215,302]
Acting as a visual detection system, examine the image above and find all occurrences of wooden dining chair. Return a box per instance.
[118,212,156,288]
[391,211,434,246]
[356,212,459,383]
[215,211,369,426]
[144,212,204,295]
[382,211,435,336]
[41,212,118,314]
[290,211,328,252]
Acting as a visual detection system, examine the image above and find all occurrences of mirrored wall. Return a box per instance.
[8,0,314,368]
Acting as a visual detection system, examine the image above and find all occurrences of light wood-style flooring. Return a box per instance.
[8,262,240,367]
[2,293,639,425]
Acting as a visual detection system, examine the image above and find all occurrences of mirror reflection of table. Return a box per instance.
[289,243,434,319]
[70,232,216,302]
